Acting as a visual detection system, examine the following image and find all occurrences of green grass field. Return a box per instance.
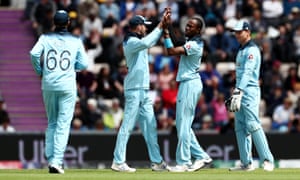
[0,168,300,180]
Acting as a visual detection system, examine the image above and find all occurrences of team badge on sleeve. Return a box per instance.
[185,43,191,50]
[248,54,253,60]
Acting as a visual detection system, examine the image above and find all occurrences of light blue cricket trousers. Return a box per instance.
[113,89,163,164]
[43,90,76,166]
[176,78,210,165]
[234,86,274,165]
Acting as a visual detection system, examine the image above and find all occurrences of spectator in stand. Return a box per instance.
[82,98,102,129]
[224,18,240,60]
[77,0,99,23]
[0,114,15,133]
[210,92,229,131]
[71,118,87,131]
[135,0,158,32]
[220,112,235,134]
[222,63,236,98]
[99,0,120,26]
[149,61,158,89]
[72,97,87,130]
[95,66,119,102]
[158,62,175,91]
[161,79,178,113]
[83,35,103,73]
[0,97,8,125]
[266,84,286,117]
[112,60,128,107]
[253,29,272,67]
[292,24,300,64]
[287,7,300,31]
[240,0,260,18]
[290,97,300,133]
[30,0,57,37]
[119,0,137,21]
[272,97,294,132]
[193,94,212,130]
[135,0,156,17]
[271,23,294,62]
[222,0,238,21]
[158,0,179,23]
[261,60,285,102]
[197,0,223,27]
[55,0,77,12]
[177,0,201,18]
[82,8,103,44]
[249,9,268,34]
[152,97,173,131]
[200,61,223,103]
[103,98,124,131]
[290,118,300,133]
[76,69,97,100]
[262,0,284,27]
[209,22,233,63]
[284,66,300,93]
[199,114,215,133]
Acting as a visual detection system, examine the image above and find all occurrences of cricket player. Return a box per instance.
[163,14,212,172]
[30,10,88,174]
[228,20,274,171]
[111,11,171,172]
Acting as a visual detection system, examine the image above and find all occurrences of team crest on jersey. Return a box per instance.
[185,44,191,50]
[248,54,253,60]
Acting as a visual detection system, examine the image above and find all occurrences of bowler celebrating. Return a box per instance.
[163,14,212,172]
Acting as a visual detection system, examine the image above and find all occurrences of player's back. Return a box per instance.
[38,33,85,91]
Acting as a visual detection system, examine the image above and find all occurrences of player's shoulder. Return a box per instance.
[247,40,259,49]
[188,36,204,46]
[43,32,80,39]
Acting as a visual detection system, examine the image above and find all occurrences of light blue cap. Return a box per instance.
[232,20,251,31]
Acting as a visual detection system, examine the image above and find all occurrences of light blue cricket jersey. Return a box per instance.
[176,36,203,82]
[30,30,88,91]
[123,27,162,90]
[235,40,260,91]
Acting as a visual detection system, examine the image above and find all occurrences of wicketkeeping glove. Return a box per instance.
[224,97,232,111]
[229,88,243,112]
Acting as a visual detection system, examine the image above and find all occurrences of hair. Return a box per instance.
[191,16,205,34]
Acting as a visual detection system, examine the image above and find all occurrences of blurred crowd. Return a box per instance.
[3,0,300,134]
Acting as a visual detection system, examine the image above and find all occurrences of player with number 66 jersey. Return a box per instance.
[30,10,88,174]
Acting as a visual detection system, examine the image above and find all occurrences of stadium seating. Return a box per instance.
[0,9,47,131]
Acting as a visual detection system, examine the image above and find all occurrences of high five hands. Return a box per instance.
[161,7,172,29]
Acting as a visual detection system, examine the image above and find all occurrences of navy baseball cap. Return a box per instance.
[54,10,69,26]
[129,15,152,27]
[232,20,251,31]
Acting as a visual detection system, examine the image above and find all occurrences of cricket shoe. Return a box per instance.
[263,161,274,171]
[229,164,255,171]
[111,162,136,172]
[48,164,64,174]
[203,157,213,164]
[187,157,213,172]
[151,161,170,171]
[168,164,190,172]
[187,160,205,172]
